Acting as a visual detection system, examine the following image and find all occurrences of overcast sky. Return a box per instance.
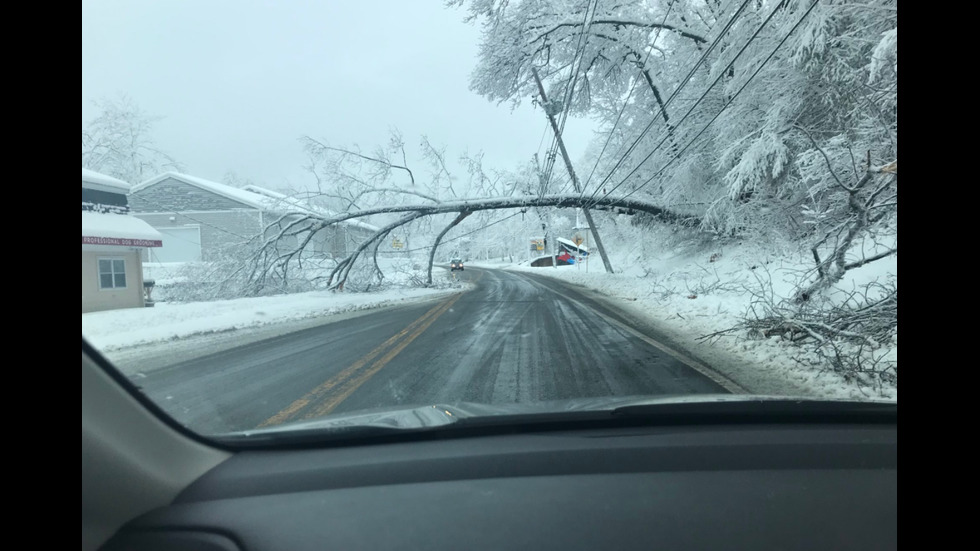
[82,0,596,191]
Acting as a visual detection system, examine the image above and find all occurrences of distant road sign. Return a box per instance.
[392,238,403,249]
[573,234,583,245]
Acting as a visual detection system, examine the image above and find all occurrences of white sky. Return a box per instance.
[81,0,596,189]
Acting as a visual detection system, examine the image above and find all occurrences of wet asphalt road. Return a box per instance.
[134,267,731,434]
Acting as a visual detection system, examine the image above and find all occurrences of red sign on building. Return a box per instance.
[82,236,163,247]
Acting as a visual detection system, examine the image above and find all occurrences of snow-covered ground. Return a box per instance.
[83,266,465,353]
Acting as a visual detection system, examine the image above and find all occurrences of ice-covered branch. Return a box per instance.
[426,211,472,286]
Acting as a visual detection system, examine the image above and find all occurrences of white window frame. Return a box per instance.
[97,257,127,290]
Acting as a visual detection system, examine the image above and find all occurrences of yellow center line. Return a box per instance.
[257,293,462,428]
[304,292,462,419]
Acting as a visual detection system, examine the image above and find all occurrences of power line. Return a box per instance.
[554,174,575,195]
[554,0,597,148]
[397,211,525,253]
[586,0,750,196]
[610,0,822,207]
[582,0,678,193]
[535,122,550,160]
[587,0,754,199]
[542,135,559,191]
[589,0,794,206]
[541,0,596,192]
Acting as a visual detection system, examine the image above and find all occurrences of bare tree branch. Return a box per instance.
[794,125,848,191]
[302,136,416,186]
[326,212,427,291]
[844,248,896,271]
[528,19,707,46]
[426,211,472,286]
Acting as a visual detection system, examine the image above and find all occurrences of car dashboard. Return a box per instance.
[84,338,896,551]
[98,416,896,550]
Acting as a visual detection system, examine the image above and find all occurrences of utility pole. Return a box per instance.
[532,67,614,274]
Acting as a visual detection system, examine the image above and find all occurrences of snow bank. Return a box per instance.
[504,239,896,401]
[82,285,464,352]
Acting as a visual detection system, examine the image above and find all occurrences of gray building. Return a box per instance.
[128,172,377,263]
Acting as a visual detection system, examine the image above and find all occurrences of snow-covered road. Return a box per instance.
[129,267,735,434]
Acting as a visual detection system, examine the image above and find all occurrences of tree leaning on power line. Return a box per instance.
[453,0,896,241]
[240,193,697,293]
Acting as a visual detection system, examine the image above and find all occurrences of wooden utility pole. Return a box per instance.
[532,67,614,274]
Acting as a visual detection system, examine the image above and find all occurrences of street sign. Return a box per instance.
[392,238,403,249]
[573,234,583,246]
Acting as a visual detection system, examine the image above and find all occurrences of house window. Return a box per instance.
[98,258,127,289]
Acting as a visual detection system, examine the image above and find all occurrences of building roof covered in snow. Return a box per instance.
[557,236,589,254]
[82,210,163,247]
[133,172,378,232]
[82,168,131,193]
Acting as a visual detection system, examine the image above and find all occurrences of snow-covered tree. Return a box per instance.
[81,94,183,184]
[452,0,895,242]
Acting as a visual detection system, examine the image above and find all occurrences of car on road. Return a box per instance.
[450,258,464,271]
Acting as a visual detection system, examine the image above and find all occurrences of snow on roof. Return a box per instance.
[340,217,380,232]
[132,172,275,211]
[82,211,164,243]
[243,185,380,232]
[82,168,131,192]
[242,184,325,216]
[132,172,379,232]
[557,236,589,253]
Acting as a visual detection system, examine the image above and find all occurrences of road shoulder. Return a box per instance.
[509,269,815,397]
[102,292,467,376]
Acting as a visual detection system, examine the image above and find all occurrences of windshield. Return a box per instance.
[82,0,897,439]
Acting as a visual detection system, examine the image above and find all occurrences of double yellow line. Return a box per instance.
[258,293,463,428]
